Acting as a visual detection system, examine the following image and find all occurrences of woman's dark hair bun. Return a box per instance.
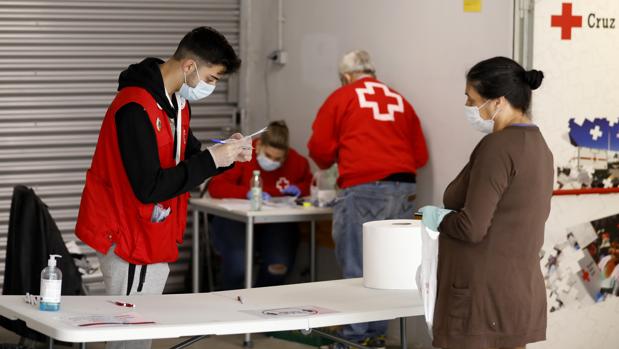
[523,69,544,90]
[467,57,542,112]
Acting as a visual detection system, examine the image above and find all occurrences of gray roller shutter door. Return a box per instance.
[0,0,241,293]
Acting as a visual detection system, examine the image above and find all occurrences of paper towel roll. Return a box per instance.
[363,219,422,290]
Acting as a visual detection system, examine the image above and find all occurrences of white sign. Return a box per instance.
[533,0,619,194]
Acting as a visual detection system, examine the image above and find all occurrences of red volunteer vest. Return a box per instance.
[76,87,190,265]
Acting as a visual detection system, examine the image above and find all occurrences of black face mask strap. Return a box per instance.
[127,263,136,296]
[137,264,148,293]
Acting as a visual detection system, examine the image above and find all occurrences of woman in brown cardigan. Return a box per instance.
[420,57,554,349]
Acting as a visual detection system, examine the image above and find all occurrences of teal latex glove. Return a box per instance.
[418,206,453,232]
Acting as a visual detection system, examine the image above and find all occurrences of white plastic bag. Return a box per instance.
[415,223,439,338]
[310,167,337,207]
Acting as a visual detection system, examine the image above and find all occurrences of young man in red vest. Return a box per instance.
[76,27,249,349]
[208,121,313,290]
[308,50,429,349]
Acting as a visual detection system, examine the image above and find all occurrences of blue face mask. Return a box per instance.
[179,63,215,101]
[257,152,281,172]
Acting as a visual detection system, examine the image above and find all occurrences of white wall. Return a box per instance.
[242,0,514,207]
[240,3,619,348]
[242,1,514,347]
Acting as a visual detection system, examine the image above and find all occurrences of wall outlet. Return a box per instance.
[268,50,288,65]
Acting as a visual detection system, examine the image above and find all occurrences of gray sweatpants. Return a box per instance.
[97,245,170,349]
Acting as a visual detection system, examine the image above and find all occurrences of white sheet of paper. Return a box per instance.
[62,313,154,327]
[263,196,297,208]
[245,127,268,140]
[219,199,277,211]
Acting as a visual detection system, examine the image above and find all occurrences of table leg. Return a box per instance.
[202,212,214,292]
[192,208,200,293]
[244,216,254,347]
[47,337,53,349]
[309,329,368,349]
[310,220,317,282]
[400,317,408,349]
[169,335,209,349]
[245,216,254,289]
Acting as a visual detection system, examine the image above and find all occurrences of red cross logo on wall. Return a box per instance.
[551,3,582,40]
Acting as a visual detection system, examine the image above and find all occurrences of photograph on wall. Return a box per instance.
[555,118,619,191]
[543,212,619,312]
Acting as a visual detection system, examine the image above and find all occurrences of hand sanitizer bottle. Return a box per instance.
[40,254,62,311]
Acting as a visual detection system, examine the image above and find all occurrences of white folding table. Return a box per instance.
[189,198,333,292]
[0,279,423,349]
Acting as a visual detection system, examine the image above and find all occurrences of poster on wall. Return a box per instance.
[532,1,619,195]
[543,212,619,312]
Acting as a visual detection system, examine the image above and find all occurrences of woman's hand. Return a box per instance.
[418,206,453,232]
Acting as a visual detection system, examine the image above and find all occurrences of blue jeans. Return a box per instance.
[211,217,299,290]
[333,181,417,342]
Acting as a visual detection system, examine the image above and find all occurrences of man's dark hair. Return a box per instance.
[173,26,241,74]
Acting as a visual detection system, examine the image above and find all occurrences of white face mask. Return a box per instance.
[464,100,500,134]
[179,63,215,101]
[257,152,281,172]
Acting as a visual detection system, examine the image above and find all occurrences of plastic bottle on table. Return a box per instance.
[250,170,263,211]
[40,254,62,311]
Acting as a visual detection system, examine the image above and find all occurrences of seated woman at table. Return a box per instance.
[208,120,313,290]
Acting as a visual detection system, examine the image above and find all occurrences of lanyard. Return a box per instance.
[174,94,183,165]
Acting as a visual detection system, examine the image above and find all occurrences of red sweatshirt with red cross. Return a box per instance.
[308,77,429,189]
[208,146,313,199]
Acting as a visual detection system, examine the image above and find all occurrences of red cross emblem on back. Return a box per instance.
[551,3,582,40]
[355,81,404,122]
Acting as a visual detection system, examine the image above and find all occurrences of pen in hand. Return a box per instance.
[236,296,244,304]
[209,138,253,150]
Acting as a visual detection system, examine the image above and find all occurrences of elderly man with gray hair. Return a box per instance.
[308,50,429,349]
